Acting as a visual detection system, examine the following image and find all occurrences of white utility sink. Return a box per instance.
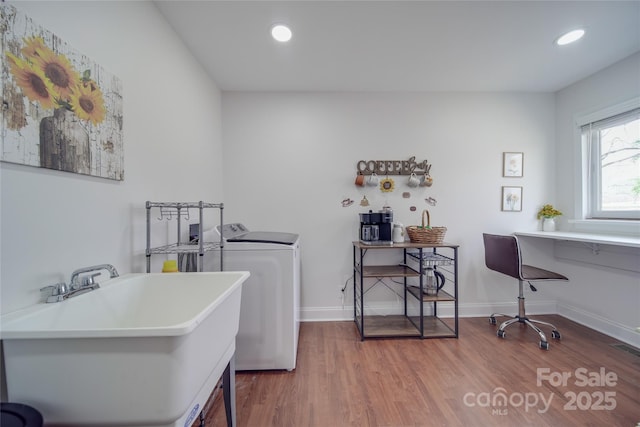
[1,271,249,427]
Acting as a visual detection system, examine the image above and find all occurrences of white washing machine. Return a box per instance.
[203,224,300,371]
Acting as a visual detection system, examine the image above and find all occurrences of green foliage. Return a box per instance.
[537,204,563,219]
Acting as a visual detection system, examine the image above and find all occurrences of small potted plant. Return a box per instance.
[537,204,562,231]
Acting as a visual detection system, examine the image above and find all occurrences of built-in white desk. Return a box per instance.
[516,231,640,343]
[515,231,640,249]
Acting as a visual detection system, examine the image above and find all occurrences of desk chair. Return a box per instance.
[482,233,568,350]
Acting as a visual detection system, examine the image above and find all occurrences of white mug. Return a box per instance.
[367,173,379,186]
[408,172,420,187]
[420,174,433,187]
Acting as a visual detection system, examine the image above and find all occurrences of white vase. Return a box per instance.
[542,217,556,232]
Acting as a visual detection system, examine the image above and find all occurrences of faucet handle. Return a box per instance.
[83,273,101,287]
[40,282,68,296]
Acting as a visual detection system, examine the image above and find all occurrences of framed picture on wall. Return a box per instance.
[502,186,522,212]
[0,5,124,181]
[503,152,524,177]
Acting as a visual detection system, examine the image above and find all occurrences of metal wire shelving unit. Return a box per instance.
[145,201,224,272]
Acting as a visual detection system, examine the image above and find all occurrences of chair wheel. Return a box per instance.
[551,330,561,340]
[539,341,549,350]
[489,316,496,325]
[497,329,506,339]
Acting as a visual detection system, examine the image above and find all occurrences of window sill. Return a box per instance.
[567,219,640,237]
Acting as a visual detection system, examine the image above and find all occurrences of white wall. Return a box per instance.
[1,0,224,314]
[1,1,637,364]
[548,52,640,346]
[221,92,559,320]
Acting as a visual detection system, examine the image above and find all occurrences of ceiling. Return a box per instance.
[155,0,640,92]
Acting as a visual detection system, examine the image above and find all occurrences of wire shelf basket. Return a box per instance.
[407,251,454,267]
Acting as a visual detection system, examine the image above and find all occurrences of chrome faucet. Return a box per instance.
[40,264,119,303]
[69,264,119,289]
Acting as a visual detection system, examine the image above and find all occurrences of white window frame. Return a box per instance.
[574,98,640,231]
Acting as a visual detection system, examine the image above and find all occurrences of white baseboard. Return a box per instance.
[455,300,557,318]
[557,302,640,349]
[300,306,353,322]
[300,301,640,349]
[300,300,558,322]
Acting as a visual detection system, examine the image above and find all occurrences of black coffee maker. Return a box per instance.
[359,210,393,244]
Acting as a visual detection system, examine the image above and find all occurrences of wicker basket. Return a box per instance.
[406,210,447,244]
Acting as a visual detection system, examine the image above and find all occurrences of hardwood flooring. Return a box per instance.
[196,315,640,426]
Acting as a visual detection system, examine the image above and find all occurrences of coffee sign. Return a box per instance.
[357,156,431,176]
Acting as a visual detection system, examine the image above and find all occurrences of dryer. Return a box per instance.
[203,224,300,371]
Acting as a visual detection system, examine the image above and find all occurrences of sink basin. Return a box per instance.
[1,271,249,426]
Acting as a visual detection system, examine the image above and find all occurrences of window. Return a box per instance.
[581,105,640,220]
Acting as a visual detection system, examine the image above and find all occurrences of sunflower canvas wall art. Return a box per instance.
[1,5,123,180]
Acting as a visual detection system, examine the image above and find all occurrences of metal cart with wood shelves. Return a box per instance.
[352,241,459,340]
[146,201,224,273]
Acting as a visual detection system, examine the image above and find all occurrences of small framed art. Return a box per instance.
[503,152,523,177]
[502,186,522,212]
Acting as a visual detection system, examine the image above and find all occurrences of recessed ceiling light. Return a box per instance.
[556,29,585,46]
[271,24,292,43]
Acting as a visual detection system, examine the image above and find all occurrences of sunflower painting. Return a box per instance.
[1,5,123,180]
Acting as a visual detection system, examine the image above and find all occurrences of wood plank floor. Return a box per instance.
[196,315,640,426]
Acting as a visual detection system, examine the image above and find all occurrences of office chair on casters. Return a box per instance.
[482,233,568,350]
